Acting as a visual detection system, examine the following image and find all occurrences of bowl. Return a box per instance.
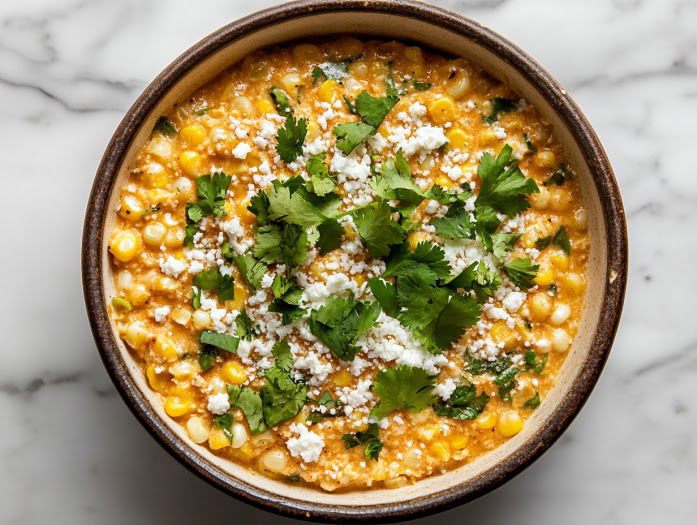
[82,0,628,521]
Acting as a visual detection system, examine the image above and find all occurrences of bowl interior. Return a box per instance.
[95,5,617,516]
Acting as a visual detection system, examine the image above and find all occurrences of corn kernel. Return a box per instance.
[143,222,166,247]
[306,121,320,140]
[230,95,254,116]
[529,187,550,210]
[497,411,523,437]
[551,328,571,352]
[180,124,207,146]
[490,322,518,349]
[280,73,302,98]
[225,281,249,311]
[126,283,149,306]
[534,265,555,286]
[119,195,144,222]
[333,369,352,387]
[417,424,441,443]
[153,335,178,361]
[142,163,169,188]
[178,151,202,176]
[445,128,468,150]
[318,79,340,102]
[385,476,408,489]
[163,227,185,248]
[562,272,585,294]
[574,208,588,230]
[171,307,191,326]
[550,303,571,326]
[292,43,322,63]
[429,441,451,462]
[535,149,557,168]
[221,361,248,385]
[109,230,141,262]
[208,427,231,450]
[407,231,429,250]
[192,310,211,330]
[551,252,569,271]
[123,321,150,350]
[146,364,171,392]
[256,98,275,114]
[428,96,457,124]
[476,411,498,430]
[450,435,469,450]
[186,416,210,444]
[549,187,572,211]
[164,396,193,417]
[233,442,256,461]
[529,292,552,321]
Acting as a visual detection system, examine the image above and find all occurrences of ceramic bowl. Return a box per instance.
[82,0,628,521]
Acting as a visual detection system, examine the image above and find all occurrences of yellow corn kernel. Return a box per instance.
[256,97,275,114]
[225,281,249,311]
[407,231,429,250]
[221,361,248,385]
[490,322,518,349]
[562,272,585,294]
[450,435,469,451]
[333,369,352,388]
[146,364,171,392]
[574,208,588,230]
[208,427,231,450]
[446,69,471,99]
[178,151,202,176]
[230,95,254,116]
[535,149,557,168]
[186,416,211,444]
[330,37,363,59]
[142,163,169,188]
[142,222,166,247]
[119,195,144,222]
[551,252,569,271]
[153,335,178,361]
[529,292,552,321]
[180,124,207,146]
[429,441,451,462]
[233,442,256,461]
[534,265,555,286]
[192,310,211,330]
[353,273,366,287]
[292,43,322,63]
[445,128,468,150]
[306,121,320,140]
[497,411,524,438]
[529,187,550,210]
[549,187,572,212]
[435,174,455,188]
[476,411,498,430]
[163,227,185,248]
[280,73,302,98]
[350,412,370,433]
[164,396,193,418]
[428,96,457,124]
[123,321,150,350]
[109,230,142,262]
[318,79,340,102]
[127,283,149,306]
[171,307,191,326]
[384,476,409,489]
[417,424,441,443]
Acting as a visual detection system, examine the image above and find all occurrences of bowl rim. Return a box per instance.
[82,0,628,521]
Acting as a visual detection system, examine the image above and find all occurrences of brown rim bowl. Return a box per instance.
[82,0,628,521]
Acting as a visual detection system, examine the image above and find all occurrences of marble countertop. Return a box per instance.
[1,0,695,523]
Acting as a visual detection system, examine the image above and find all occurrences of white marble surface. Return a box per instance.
[1,0,695,523]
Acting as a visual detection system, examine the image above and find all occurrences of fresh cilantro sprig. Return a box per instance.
[308,295,380,361]
[493,366,520,401]
[370,365,437,420]
[524,350,548,374]
[269,87,292,116]
[333,122,375,155]
[333,90,399,154]
[231,253,268,291]
[352,199,406,258]
[192,268,235,302]
[535,226,571,254]
[370,149,424,209]
[433,381,490,420]
[383,242,452,285]
[259,341,307,428]
[184,173,232,246]
[446,261,502,303]
[199,330,240,353]
[268,275,307,324]
[227,384,266,434]
[503,257,539,289]
[305,153,337,196]
[235,309,257,341]
[276,114,307,163]
[524,392,541,409]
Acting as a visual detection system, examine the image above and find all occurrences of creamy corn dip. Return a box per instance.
[107,37,589,491]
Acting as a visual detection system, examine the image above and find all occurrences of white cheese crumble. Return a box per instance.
[231,142,251,159]
[286,423,325,463]
[434,378,457,401]
[153,306,170,323]
[207,393,231,415]
[159,256,186,278]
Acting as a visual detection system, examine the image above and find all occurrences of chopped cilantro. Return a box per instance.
[355,90,399,128]
[269,87,292,116]
[333,121,375,155]
[370,365,437,420]
[367,278,400,318]
[475,145,539,219]
[191,286,202,310]
[186,172,232,225]
[446,261,502,303]
[352,200,406,258]
[431,201,475,240]
[199,330,239,353]
[524,350,548,374]
[153,116,177,137]
[466,353,513,375]
[213,413,235,443]
[311,55,363,82]
[259,341,307,428]
[503,257,539,289]
[231,253,268,291]
[247,190,270,225]
[370,149,424,207]
[383,242,451,285]
[535,226,571,254]
[253,223,310,267]
[235,309,257,341]
[484,232,522,260]
[195,106,208,116]
[275,114,307,163]
[183,223,198,248]
[524,392,541,409]
[543,164,572,186]
[363,437,383,460]
[227,384,266,434]
[341,423,383,460]
[111,297,132,311]
[192,268,234,302]
[483,97,517,124]
[433,381,490,420]
[316,218,344,254]
[198,346,218,371]
[309,295,380,361]
[493,366,520,401]
[523,133,537,153]
[305,153,337,196]
[268,275,307,325]
[412,81,432,91]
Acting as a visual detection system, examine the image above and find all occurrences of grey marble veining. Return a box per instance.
[1,0,695,523]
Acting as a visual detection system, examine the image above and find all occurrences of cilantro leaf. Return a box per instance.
[333,122,375,155]
[367,278,400,317]
[253,223,310,267]
[483,98,517,124]
[191,286,202,310]
[384,242,451,285]
[412,81,432,91]
[543,164,572,186]
[465,353,513,375]
[484,232,522,260]
[494,366,519,401]
[352,200,406,258]
[475,145,539,218]
[153,116,177,137]
[232,253,268,291]
[316,218,344,254]
[433,381,490,420]
[523,133,537,153]
[524,392,541,409]
[312,56,362,82]
[192,268,234,302]
[370,365,437,420]
[270,87,292,116]
[213,413,235,443]
[431,201,475,240]
[276,114,307,163]
[535,226,571,254]
[267,184,328,226]
[199,330,239,353]
[503,257,539,289]
[184,223,198,247]
[341,423,383,460]
[524,350,548,374]
[235,309,257,341]
[198,346,218,371]
[364,438,383,460]
[446,261,502,303]
[305,153,337,196]
[260,342,307,428]
[227,385,267,434]
[371,149,424,207]
[354,90,399,128]
[268,275,307,325]
[309,296,380,361]
[248,190,270,225]
[195,172,232,218]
